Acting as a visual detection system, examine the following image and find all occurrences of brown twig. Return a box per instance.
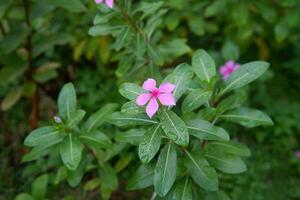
[23,0,39,129]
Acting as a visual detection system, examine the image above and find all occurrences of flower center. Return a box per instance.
[151,89,159,97]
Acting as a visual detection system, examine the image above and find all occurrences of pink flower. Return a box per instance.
[136,79,176,118]
[295,151,300,158]
[219,60,241,80]
[95,0,114,8]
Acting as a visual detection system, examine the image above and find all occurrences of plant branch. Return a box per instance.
[23,0,39,129]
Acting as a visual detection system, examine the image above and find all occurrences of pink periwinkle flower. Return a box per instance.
[295,151,300,158]
[136,79,176,118]
[219,60,241,80]
[95,0,114,8]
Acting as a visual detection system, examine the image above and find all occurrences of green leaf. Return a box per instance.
[84,178,101,191]
[110,112,159,126]
[205,147,247,174]
[220,61,269,95]
[208,141,251,157]
[187,119,229,141]
[80,131,112,149]
[1,86,23,111]
[0,29,30,54]
[60,135,83,171]
[54,166,68,185]
[114,153,133,173]
[32,174,48,200]
[119,83,145,101]
[154,143,177,196]
[33,33,73,58]
[58,83,77,121]
[184,150,218,191]
[163,63,194,101]
[138,124,162,163]
[192,49,216,82]
[121,101,144,114]
[22,137,62,162]
[115,128,146,145]
[220,107,273,127]
[216,92,246,115]
[15,193,34,200]
[93,12,116,25]
[67,110,86,128]
[24,126,63,147]
[88,25,125,37]
[83,103,118,133]
[127,164,154,190]
[159,110,189,146]
[172,177,193,200]
[182,89,212,113]
[99,163,118,191]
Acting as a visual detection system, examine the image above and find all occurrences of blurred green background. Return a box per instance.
[0,0,300,199]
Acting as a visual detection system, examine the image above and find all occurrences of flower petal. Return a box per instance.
[146,97,159,118]
[158,93,176,106]
[143,79,156,91]
[225,60,235,68]
[105,0,114,8]
[136,93,151,106]
[95,0,103,4]
[219,66,228,75]
[159,83,176,93]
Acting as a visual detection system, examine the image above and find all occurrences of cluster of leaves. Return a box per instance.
[89,1,191,82]
[22,49,272,199]
[1,0,300,199]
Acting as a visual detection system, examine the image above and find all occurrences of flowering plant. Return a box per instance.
[14,0,277,199]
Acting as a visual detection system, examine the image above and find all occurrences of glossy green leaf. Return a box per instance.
[1,86,23,111]
[187,119,229,141]
[182,89,212,113]
[0,29,30,54]
[216,92,246,115]
[159,109,189,146]
[208,141,251,157]
[138,124,162,163]
[184,150,218,191]
[24,126,63,147]
[58,83,77,121]
[172,177,193,200]
[80,131,112,149]
[220,107,273,127]
[192,49,216,82]
[32,174,48,200]
[83,103,118,133]
[119,83,145,100]
[127,164,154,190]
[121,101,144,114]
[88,25,125,36]
[115,128,146,145]
[154,143,177,196]
[60,134,83,171]
[163,63,194,101]
[205,147,247,174]
[67,109,86,128]
[220,61,269,95]
[110,112,158,126]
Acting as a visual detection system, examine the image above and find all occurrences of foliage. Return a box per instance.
[0,0,300,199]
